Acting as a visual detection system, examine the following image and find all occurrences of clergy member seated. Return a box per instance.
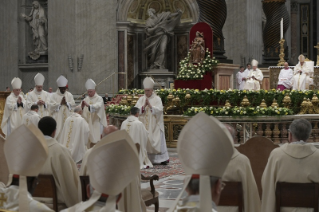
[243,59,263,91]
[218,124,261,212]
[1,124,53,212]
[291,54,313,91]
[261,119,319,212]
[37,116,81,210]
[236,66,249,90]
[121,106,153,169]
[277,62,293,91]
[22,104,41,126]
[58,106,91,163]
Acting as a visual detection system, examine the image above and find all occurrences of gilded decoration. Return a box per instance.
[127,0,193,24]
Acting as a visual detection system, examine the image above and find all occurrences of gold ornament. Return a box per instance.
[282,93,291,109]
[240,95,250,107]
[271,98,278,107]
[259,99,267,108]
[225,100,232,108]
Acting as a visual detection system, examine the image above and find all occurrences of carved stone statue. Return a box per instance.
[144,8,182,69]
[22,1,48,60]
[190,31,206,64]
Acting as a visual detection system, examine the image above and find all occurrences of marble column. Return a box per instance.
[118,31,126,90]
[290,1,299,65]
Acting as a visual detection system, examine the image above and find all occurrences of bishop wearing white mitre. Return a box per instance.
[244,59,264,91]
[1,77,26,136]
[49,75,75,140]
[26,73,50,118]
[291,54,313,90]
[135,77,169,164]
[81,79,108,144]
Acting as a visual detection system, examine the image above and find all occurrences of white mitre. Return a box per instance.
[67,130,140,212]
[11,77,22,89]
[85,79,96,90]
[56,75,68,87]
[34,73,45,86]
[170,112,234,212]
[4,124,48,212]
[252,59,258,67]
[298,54,305,62]
[143,77,155,89]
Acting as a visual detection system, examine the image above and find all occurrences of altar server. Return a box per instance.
[81,79,107,144]
[236,66,249,90]
[261,119,319,212]
[244,59,263,91]
[291,54,313,90]
[277,62,293,90]
[121,106,153,169]
[22,104,41,126]
[26,73,50,117]
[1,77,26,136]
[135,77,169,164]
[170,112,234,211]
[49,75,75,140]
[2,124,53,212]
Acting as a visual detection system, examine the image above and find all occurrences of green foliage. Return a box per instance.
[106,105,131,115]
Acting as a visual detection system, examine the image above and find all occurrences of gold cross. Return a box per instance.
[0,193,7,207]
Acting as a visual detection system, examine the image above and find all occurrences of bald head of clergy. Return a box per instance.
[143,77,155,98]
[38,116,57,138]
[73,106,83,115]
[85,79,96,97]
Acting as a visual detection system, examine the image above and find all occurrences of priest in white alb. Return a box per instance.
[49,75,75,140]
[277,62,293,90]
[58,106,90,163]
[1,77,26,136]
[291,54,313,90]
[135,77,169,164]
[244,59,263,91]
[81,79,107,144]
[26,73,50,118]
[121,106,153,169]
[22,104,40,126]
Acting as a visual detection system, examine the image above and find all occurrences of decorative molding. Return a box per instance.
[68,55,73,72]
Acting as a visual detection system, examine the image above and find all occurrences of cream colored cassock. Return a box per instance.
[49,89,75,140]
[0,184,53,212]
[1,92,26,136]
[26,89,50,118]
[81,93,108,144]
[135,93,169,163]
[38,136,81,210]
[22,110,41,126]
[58,112,90,163]
[120,115,153,169]
[217,149,261,212]
[291,63,312,90]
[261,143,319,212]
[243,69,264,91]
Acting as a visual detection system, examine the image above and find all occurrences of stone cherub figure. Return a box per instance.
[144,8,182,69]
[22,1,48,60]
[189,31,206,64]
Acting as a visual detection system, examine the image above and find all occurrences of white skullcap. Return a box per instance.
[298,54,305,62]
[34,73,45,86]
[85,79,96,90]
[252,59,258,67]
[143,77,155,89]
[56,75,68,87]
[11,77,22,89]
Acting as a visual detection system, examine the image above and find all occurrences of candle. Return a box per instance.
[280,18,283,39]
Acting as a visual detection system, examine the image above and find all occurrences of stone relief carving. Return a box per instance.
[22,1,48,60]
[143,8,182,69]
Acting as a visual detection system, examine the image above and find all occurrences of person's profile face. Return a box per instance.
[59,87,67,94]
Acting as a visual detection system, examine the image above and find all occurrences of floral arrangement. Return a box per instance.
[106,104,131,115]
[118,89,144,95]
[176,49,218,80]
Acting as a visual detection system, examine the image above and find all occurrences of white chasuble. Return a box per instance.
[22,110,41,127]
[236,69,249,90]
[243,69,264,91]
[120,115,153,169]
[49,90,75,140]
[58,113,90,163]
[277,68,294,89]
[26,89,50,118]
[81,93,107,144]
[1,93,26,136]
[218,149,261,212]
[0,185,54,212]
[261,143,319,212]
[292,63,312,90]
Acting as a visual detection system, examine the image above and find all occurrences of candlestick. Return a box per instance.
[280,18,283,39]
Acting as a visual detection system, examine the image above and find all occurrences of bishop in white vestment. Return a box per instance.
[58,107,90,163]
[277,62,293,90]
[1,77,26,136]
[49,75,75,140]
[291,54,313,90]
[120,107,153,169]
[244,59,263,91]
[236,66,249,90]
[135,77,169,164]
[22,104,41,127]
[81,79,107,144]
[26,73,50,117]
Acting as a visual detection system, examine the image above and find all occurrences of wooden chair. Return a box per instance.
[0,135,9,185]
[32,175,58,212]
[141,174,159,212]
[276,182,319,212]
[236,136,279,197]
[219,182,243,212]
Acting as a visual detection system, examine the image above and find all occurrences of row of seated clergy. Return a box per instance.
[242,59,264,91]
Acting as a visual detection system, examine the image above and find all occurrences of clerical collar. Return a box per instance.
[291,140,306,144]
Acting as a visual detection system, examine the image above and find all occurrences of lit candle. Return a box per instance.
[280,18,283,39]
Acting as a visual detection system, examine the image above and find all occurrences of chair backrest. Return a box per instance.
[32,175,58,212]
[276,182,319,212]
[0,136,9,185]
[80,175,90,201]
[219,182,243,212]
[236,136,279,197]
